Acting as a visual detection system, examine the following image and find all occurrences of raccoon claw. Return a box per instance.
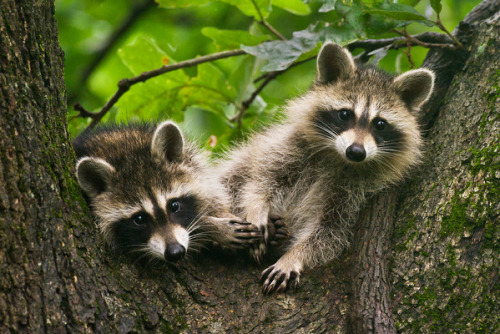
[260,265,300,294]
[251,241,267,264]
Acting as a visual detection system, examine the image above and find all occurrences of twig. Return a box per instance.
[230,56,315,127]
[69,0,156,104]
[436,14,463,48]
[75,31,456,130]
[76,49,246,129]
[404,29,414,68]
[355,31,455,53]
[250,0,286,41]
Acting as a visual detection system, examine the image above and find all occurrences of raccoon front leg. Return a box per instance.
[241,201,272,262]
[261,224,347,294]
[203,214,262,249]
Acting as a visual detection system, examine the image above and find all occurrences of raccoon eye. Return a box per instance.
[131,212,149,226]
[338,109,352,121]
[169,200,181,213]
[374,119,387,131]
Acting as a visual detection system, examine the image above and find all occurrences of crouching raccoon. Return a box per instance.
[73,121,263,262]
[218,42,435,293]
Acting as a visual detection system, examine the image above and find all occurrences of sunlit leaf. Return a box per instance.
[117,36,187,85]
[218,0,271,20]
[202,27,269,51]
[364,3,435,26]
[272,0,311,15]
[177,62,235,117]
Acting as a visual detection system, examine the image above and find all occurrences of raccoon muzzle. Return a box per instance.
[165,243,186,262]
[346,143,366,162]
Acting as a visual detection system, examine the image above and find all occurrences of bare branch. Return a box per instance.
[436,15,464,48]
[74,31,457,130]
[348,32,455,52]
[250,0,286,41]
[230,56,315,127]
[76,49,246,129]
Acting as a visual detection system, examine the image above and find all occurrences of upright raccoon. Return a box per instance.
[74,121,261,263]
[218,42,435,293]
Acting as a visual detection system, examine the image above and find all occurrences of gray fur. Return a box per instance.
[217,42,435,293]
[74,121,261,263]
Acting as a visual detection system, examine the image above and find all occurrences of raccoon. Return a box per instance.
[218,42,435,293]
[74,121,262,263]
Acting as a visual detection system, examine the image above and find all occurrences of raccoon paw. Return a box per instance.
[260,264,300,295]
[229,219,263,248]
[267,214,289,247]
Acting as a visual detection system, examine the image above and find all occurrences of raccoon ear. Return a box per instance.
[151,121,184,162]
[76,157,115,197]
[393,69,435,111]
[316,42,356,85]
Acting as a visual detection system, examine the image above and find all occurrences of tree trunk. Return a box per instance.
[0,1,498,333]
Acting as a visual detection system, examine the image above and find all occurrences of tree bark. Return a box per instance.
[348,1,500,332]
[0,1,498,333]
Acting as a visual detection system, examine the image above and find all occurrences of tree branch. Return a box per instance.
[250,0,286,41]
[73,32,457,130]
[347,32,455,53]
[75,49,246,129]
[230,56,316,127]
[69,0,156,104]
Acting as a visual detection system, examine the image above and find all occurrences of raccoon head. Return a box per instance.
[76,121,204,262]
[292,42,434,183]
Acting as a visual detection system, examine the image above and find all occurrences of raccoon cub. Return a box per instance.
[74,121,262,263]
[218,42,434,293]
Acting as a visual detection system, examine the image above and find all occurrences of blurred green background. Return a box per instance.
[56,0,480,151]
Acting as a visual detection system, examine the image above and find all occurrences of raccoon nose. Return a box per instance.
[346,144,366,162]
[165,243,186,262]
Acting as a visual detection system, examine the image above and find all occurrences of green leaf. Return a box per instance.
[156,0,210,8]
[398,0,420,6]
[242,27,319,72]
[430,0,442,15]
[116,36,190,121]
[157,0,271,19]
[317,0,336,13]
[319,22,359,45]
[177,62,235,117]
[334,1,366,35]
[272,0,311,16]
[202,27,269,51]
[364,3,434,25]
[118,36,171,75]
[218,0,271,20]
[118,36,187,82]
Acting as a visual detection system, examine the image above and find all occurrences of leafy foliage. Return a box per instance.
[57,0,480,150]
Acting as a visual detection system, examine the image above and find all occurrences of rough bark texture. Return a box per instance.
[0,0,498,333]
[390,15,499,334]
[347,1,500,332]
